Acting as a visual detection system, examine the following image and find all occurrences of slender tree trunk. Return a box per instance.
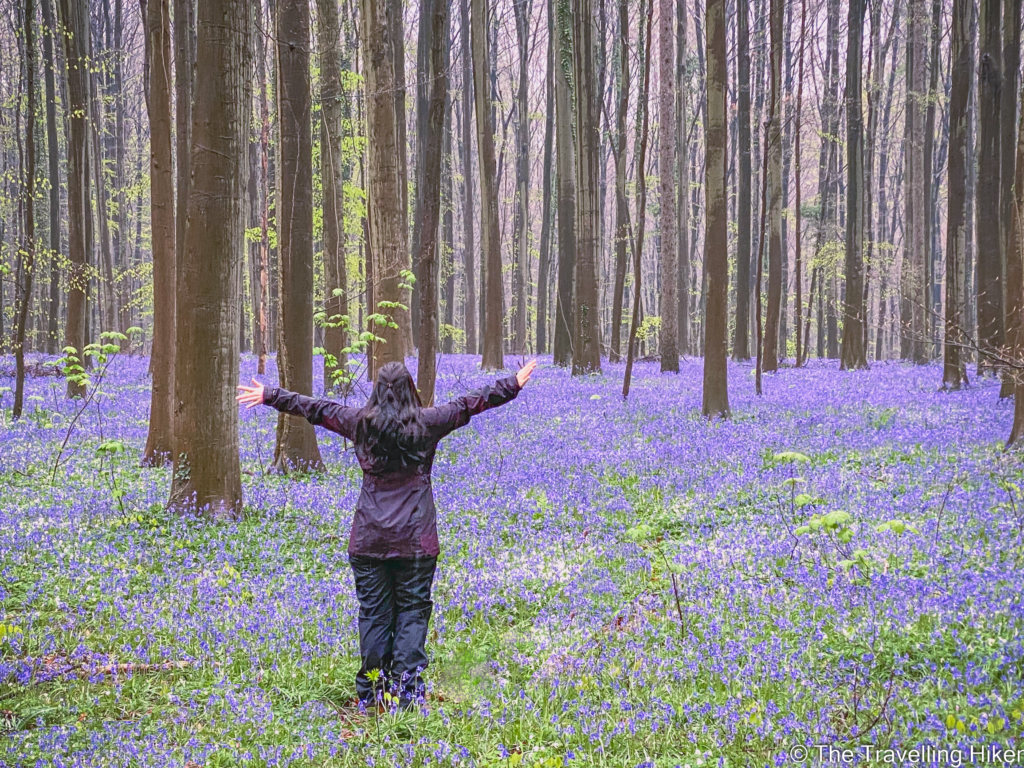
[840,0,867,369]
[318,0,348,391]
[256,11,270,375]
[572,0,602,375]
[13,0,37,419]
[977,0,1003,372]
[442,96,455,355]
[1000,0,1022,391]
[142,0,176,465]
[904,0,927,363]
[733,0,751,361]
[945,0,972,390]
[90,67,116,336]
[168,0,252,517]
[609,0,629,363]
[703,0,729,417]
[553,0,576,368]
[273,0,322,471]
[512,0,530,353]
[537,9,555,355]
[363,0,413,377]
[459,0,477,355]
[794,0,806,366]
[58,0,90,398]
[472,0,504,370]
[676,0,689,356]
[41,0,60,354]
[762,0,783,373]
[415,0,449,405]
[174,0,192,315]
[659,0,678,372]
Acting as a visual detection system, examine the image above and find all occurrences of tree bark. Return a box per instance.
[676,0,689,357]
[1000,0,1022,391]
[537,5,555,355]
[762,0,784,373]
[13,0,37,419]
[1007,78,1024,444]
[794,0,806,366]
[977,0,1003,372]
[168,0,252,517]
[840,0,868,370]
[273,0,322,471]
[472,0,505,370]
[904,0,927,363]
[512,0,530,353]
[703,0,729,417]
[318,0,349,392]
[459,0,477,355]
[362,0,414,377]
[58,0,90,398]
[658,0,678,372]
[553,0,577,368]
[142,0,176,465]
[174,0,193,307]
[609,0,629,363]
[945,0,972,389]
[733,0,751,361]
[415,0,449,405]
[41,0,60,355]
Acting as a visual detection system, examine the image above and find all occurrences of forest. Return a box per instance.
[2,0,1024,764]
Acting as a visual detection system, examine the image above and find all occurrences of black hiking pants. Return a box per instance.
[349,555,437,706]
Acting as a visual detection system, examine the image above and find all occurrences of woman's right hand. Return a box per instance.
[236,378,265,408]
[516,359,538,388]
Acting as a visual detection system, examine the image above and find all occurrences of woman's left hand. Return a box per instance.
[236,378,265,408]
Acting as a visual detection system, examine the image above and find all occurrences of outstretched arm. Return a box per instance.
[236,378,356,439]
[428,359,537,437]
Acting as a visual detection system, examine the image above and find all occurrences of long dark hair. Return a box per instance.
[354,362,427,468]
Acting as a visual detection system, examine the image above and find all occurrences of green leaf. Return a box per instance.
[773,451,811,463]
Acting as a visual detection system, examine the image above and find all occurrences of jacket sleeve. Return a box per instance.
[429,374,521,437]
[262,386,357,440]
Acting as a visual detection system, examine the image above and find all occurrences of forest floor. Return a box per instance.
[1,353,1022,767]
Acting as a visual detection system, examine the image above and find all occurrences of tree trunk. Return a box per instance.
[658,0,678,372]
[609,0,629,363]
[572,0,602,375]
[537,6,555,355]
[762,0,783,373]
[168,0,252,517]
[945,0,972,390]
[256,9,270,375]
[904,0,927,363]
[553,0,577,367]
[41,0,60,355]
[273,0,322,471]
[676,0,689,357]
[142,0,176,465]
[733,0,751,361]
[58,0,90,398]
[174,0,193,312]
[472,0,504,371]
[703,0,729,417]
[512,0,530,353]
[13,0,37,419]
[414,0,449,405]
[1007,78,1024,444]
[1000,0,1022,390]
[794,0,806,366]
[363,0,413,378]
[977,0,1003,372]
[459,0,477,355]
[840,0,868,370]
[318,0,348,392]
[442,96,455,355]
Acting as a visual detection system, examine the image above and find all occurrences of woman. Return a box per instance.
[236,359,537,710]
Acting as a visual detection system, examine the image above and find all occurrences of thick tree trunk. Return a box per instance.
[168,0,252,517]
[840,0,868,370]
[945,0,972,390]
[58,0,90,398]
[703,0,729,417]
[472,0,505,371]
[460,0,477,355]
[13,0,37,419]
[273,0,322,471]
[733,0,751,361]
[363,0,413,378]
[174,0,192,309]
[977,0,1003,372]
[1000,0,1022,391]
[415,0,449,405]
[318,0,348,391]
[658,0,678,372]
[572,0,602,375]
[41,0,60,354]
[553,0,577,367]
[762,0,783,373]
[142,0,176,466]
[1007,80,1024,444]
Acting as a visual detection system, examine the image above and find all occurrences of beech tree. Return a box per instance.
[659,0,678,373]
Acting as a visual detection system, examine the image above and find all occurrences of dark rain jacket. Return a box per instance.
[262,375,521,558]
